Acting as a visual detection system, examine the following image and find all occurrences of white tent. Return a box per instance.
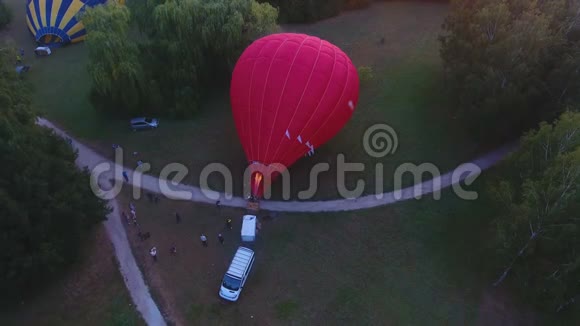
[241,215,257,242]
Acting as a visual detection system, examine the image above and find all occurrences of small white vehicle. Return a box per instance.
[219,246,255,302]
[130,117,159,131]
[34,46,51,56]
[241,215,257,242]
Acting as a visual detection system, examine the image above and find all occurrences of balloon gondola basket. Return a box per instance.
[246,200,260,212]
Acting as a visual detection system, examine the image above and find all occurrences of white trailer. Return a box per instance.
[241,215,257,242]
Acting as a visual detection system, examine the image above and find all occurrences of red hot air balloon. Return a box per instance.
[230,33,360,198]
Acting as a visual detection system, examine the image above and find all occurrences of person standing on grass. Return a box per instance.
[175,212,181,224]
[226,218,232,230]
[218,233,224,244]
[122,211,130,224]
[150,247,157,262]
[123,171,129,182]
[200,234,208,247]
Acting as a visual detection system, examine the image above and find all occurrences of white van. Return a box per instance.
[219,247,255,302]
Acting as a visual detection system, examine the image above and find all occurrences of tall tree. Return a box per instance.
[84,0,278,117]
[440,0,580,143]
[127,0,163,36]
[0,45,109,303]
[489,111,580,311]
[82,3,145,115]
[149,0,278,116]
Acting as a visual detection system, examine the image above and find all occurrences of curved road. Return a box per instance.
[38,118,516,212]
[38,118,515,326]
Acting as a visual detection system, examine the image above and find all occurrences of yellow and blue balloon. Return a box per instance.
[26,0,124,46]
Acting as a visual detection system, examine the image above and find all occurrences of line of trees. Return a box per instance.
[440,0,580,313]
[489,111,580,312]
[440,0,580,143]
[0,46,109,303]
[82,0,278,118]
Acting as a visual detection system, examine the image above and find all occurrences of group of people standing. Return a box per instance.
[149,218,233,262]
[199,218,231,247]
[127,199,235,263]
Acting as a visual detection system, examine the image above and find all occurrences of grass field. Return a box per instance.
[0,225,144,326]
[120,175,580,325]
[118,176,580,325]
[3,0,480,200]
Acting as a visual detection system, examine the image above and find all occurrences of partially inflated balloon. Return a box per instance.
[231,33,359,197]
[26,0,126,46]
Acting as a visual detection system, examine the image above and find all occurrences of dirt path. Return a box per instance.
[104,195,167,326]
[37,117,516,325]
[37,118,166,326]
[37,117,515,213]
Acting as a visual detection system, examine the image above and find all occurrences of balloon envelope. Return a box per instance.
[26,0,125,46]
[230,33,359,197]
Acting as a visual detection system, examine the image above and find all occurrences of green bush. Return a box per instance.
[0,0,13,30]
[357,65,374,82]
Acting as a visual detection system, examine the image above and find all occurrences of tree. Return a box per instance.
[489,111,580,311]
[440,0,580,143]
[247,1,280,41]
[0,0,12,31]
[84,0,278,117]
[127,0,163,36]
[82,3,145,115]
[0,44,109,303]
